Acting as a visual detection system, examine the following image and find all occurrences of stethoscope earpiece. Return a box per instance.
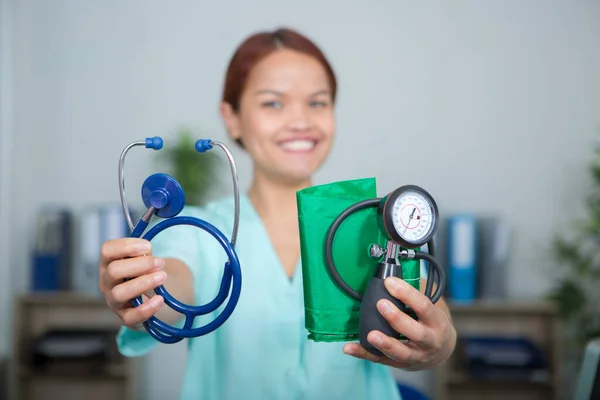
[145,136,164,150]
[195,138,213,153]
[119,136,242,344]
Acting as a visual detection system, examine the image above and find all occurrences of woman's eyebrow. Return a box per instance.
[254,88,330,96]
[310,89,330,96]
[254,89,284,96]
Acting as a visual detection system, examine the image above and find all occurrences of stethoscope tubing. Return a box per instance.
[117,137,242,343]
[129,215,242,336]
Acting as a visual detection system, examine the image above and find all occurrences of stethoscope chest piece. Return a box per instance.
[119,137,242,344]
[141,173,186,218]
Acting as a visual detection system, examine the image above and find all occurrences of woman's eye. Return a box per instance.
[310,100,328,108]
[262,101,282,109]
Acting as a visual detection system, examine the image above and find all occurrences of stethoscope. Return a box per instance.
[325,184,446,356]
[118,136,242,344]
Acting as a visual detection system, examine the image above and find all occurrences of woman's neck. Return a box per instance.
[247,169,311,278]
[247,171,311,220]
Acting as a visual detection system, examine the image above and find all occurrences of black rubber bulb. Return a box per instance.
[359,258,405,356]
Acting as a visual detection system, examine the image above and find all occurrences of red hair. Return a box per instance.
[222,27,337,113]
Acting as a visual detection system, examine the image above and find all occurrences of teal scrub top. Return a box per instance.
[116,195,402,400]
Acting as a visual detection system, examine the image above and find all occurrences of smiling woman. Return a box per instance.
[220,28,337,187]
[101,26,455,400]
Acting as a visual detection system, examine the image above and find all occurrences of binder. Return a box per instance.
[72,204,128,295]
[100,204,128,244]
[477,216,510,300]
[73,209,102,294]
[446,214,478,303]
[31,208,73,291]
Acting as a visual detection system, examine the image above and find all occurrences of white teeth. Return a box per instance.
[280,140,315,151]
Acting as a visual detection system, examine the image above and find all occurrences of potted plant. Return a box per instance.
[155,128,222,206]
[547,139,600,388]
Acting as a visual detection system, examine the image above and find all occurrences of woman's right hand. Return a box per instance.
[99,237,167,330]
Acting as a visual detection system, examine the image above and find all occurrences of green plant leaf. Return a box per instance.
[578,218,600,237]
[547,280,587,319]
[552,236,582,265]
[591,267,600,279]
[548,136,600,363]
[155,128,223,206]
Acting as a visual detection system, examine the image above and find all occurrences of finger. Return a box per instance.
[105,256,165,283]
[365,330,421,366]
[342,342,413,369]
[376,298,435,347]
[383,277,441,326]
[119,294,164,327]
[110,270,167,305]
[100,238,152,267]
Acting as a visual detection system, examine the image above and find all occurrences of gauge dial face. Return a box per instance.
[390,190,436,245]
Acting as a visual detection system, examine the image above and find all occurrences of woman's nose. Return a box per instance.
[286,105,312,131]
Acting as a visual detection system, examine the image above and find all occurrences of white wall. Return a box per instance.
[0,0,13,359]
[5,1,600,399]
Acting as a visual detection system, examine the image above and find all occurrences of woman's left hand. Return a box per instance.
[343,276,456,371]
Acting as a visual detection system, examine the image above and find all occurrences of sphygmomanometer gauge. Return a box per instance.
[377,185,439,249]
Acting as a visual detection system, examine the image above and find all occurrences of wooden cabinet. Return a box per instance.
[10,293,139,400]
[434,301,563,400]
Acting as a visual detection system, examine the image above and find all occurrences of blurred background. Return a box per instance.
[1,0,600,399]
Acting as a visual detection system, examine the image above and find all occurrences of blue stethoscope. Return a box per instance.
[118,136,242,344]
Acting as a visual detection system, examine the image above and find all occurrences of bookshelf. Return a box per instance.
[434,300,562,400]
[10,293,139,400]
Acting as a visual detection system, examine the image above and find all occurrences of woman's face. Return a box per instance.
[222,49,335,184]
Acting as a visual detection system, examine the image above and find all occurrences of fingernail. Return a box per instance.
[372,333,383,346]
[154,258,165,269]
[149,296,163,309]
[385,277,401,291]
[343,345,354,355]
[378,299,391,314]
[153,271,166,283]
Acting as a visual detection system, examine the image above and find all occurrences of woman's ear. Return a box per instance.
[220,102,241,141]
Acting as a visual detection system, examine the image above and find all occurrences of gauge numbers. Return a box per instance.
[379,185,439,247]
[391,191,435,245]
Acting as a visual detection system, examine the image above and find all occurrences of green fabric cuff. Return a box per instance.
[297,178,421,343]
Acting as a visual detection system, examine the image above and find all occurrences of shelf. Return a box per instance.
[443,385,556,400]
[11,292,139,400]
[17,292,106,305]
[446,371,555,388]
[434,300,563,400]
[18,364,128,380]
[449,300,557,315]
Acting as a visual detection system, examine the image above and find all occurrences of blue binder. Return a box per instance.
[31,208,73,291]
[446,214,478,303]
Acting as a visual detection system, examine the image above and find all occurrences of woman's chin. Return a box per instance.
[271,167,316,186]
[256,159,326,187]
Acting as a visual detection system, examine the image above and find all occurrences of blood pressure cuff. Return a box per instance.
[296,177,420,342]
